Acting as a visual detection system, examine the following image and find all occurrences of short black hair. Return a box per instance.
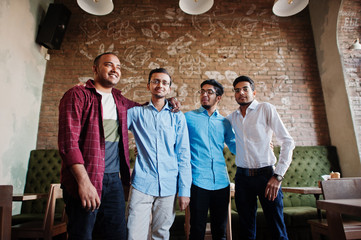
[148,68,172,86]
[233,75,255,91]
[93,52,118,67]
[201,79,224,96]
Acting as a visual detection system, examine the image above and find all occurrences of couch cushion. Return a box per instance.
[283,206,319,227]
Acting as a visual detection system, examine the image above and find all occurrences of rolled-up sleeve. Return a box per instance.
[58,88,85,166]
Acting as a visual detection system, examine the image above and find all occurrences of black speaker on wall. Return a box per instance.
[36,3,71,50]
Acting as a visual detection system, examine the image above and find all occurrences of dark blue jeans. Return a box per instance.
[235,167,288,240]
[63,173,127,240]
[189,184,230,240]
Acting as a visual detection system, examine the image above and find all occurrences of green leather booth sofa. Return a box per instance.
[13,146,340,240]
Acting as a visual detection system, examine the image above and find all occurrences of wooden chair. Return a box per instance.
[184,186,233,240]
[11,183,67,240]
[308,178,361,240]
[12,149,63,226]
[0,185,13,240]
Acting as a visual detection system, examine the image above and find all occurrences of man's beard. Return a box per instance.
[99,77,118,88]
[237,100,253,106]
[202,104,211,110]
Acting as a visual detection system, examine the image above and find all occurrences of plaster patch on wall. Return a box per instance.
[0,0,50,213]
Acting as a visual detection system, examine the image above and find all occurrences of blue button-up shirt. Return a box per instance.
[185,107,236,190]
[127,100,191,197]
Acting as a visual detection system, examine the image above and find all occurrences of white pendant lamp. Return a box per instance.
[272,0,309,17]
[77,0,114,16]
[179,0,214,15]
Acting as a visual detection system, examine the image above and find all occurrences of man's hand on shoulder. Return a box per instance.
[168,97,181,112]
[76,82,86,87]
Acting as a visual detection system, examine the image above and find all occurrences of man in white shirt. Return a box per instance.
[226,76,295,240]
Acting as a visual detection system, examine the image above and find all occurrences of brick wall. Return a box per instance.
[338,0,361,156]
[36,0,331,149]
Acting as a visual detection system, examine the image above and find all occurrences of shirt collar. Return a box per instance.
[86,79,96,89]
[86,79,119,95]
[197,106,219,117]
[248,100,259,110]
[236,100,258,114]
[148,99,171,111]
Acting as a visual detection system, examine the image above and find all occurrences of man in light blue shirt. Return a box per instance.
[185,79,236,240]
[127,68,191,240]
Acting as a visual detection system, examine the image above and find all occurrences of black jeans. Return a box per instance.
[63,173,127,240]
[189,184,230,240]
[235,167,288,240]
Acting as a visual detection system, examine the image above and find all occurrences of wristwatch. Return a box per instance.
[273,174,284,182]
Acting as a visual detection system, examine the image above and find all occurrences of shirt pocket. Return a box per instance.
[159,114,176,144]
[160,124,176,146]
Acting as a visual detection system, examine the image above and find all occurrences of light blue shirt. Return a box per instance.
[185,107,236,190]
[127,100,191,197]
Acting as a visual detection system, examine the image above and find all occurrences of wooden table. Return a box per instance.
[282,187,322,195]
[317,199,361,240]
[282,186,323,218]
[12,193,48,201]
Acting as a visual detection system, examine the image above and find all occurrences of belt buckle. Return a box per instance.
[249,169,254,177]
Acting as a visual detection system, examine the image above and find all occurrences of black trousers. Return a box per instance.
[189,184,230,240]
[235,167,288,240]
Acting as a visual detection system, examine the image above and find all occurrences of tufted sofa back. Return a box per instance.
[20,146,340,214]
[21,149,63,214]
[224,146,341,208]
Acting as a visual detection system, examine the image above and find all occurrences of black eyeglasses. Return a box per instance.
[198,89,216,95]
[150,79,170,86]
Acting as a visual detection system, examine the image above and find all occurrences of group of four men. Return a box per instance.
[58,52,295,240]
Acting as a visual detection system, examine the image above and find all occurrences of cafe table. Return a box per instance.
[316,199,361,240]
[282,186,323,219]
[12,193,48,201]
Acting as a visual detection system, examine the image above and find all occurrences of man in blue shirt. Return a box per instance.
[127,68,191,240]
[185,79,236,240]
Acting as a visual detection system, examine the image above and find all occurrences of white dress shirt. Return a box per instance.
[226,100,295,176]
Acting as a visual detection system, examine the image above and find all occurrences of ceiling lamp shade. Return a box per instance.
[179,0,214,15]
[77,0,114,16]
[272,0,309,17]
[349,38,361,50]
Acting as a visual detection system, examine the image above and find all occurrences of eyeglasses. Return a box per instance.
[150,79,170,86]
[198,89,216,95]
[233,87,250,93]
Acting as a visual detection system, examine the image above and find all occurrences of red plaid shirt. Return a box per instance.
[58,80,140,198]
